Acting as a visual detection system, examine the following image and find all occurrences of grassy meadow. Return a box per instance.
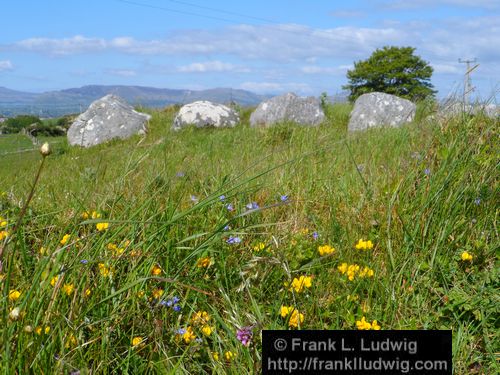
[0,103,498,374]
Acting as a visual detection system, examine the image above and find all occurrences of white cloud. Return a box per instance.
[106,69,137,77]
[380,0,500,9]
[15,35,106,56]
[177,61,249,73]
[301,65,351,75]
[0,60,13,71]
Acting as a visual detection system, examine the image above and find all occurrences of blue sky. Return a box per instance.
[1,0,499,99]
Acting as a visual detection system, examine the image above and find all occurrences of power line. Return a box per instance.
[163,0,277,24]
[113,0,311,38]
[114,0,245,24]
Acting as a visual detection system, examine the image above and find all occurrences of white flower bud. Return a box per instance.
[40,142,51,157]
[9,307,20,320]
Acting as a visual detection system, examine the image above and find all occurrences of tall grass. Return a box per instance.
[0,104,498,374]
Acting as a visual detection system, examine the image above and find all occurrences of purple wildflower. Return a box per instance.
[223,225,230,231]
[312,231,319,240]
[219,195,226,201]
[226,236,242,245]
[176,328,186,335]
[80,259,88,264]
[190,195,199,203]
[424,168,431,176]
[172,296,180,304]
[226,203,234,211]
[236,326,253,347]
[173,305,182,312]
[176,171,185,177]
[280,195,289,202]
[474,197,481,205]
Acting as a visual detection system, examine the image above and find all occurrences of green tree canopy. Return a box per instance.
[343,46,436,102]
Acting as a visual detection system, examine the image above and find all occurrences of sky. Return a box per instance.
[0,0,499,99]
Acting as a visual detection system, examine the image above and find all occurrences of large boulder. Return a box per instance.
[67,95,150,147]
[348,92,416,131]
[172,101,239,130]
[250,92,325,127]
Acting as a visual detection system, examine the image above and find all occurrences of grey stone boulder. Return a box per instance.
[67,94,150,147]
[172,101,239,130]
[250,92,325,127]
[348,92,416,132]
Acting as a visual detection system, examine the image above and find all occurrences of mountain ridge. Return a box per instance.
[0,85,270,117]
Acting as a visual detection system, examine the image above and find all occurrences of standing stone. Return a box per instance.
[67,94,150,147]
[250,92,325,127]
[348,92,416,132]
[172,101,240,130]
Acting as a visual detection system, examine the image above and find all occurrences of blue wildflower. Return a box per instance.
[173,305,182,312]
[176,171,185,177]
[312,231,319,240]
[246,202,259,210]
[176,328,186,335]
[223,225,230,231]
[280,195,289,202]
[226,203,234,211]
[474,198,481,205]
[80,259,88,264]
[226,236,242,244]
[219,195,226,201]
[424,168,431,176]
[190,195,198,203]
[172,296,180,304]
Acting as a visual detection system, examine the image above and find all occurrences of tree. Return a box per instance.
[343,46,436,102]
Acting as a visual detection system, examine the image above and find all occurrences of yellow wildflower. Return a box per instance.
[182,326,196,344]
[84,288,92,297]
[212,352,220,361]
[63,283,75,296]
[280,305,293,318]
[355,239,374,250]
[151,265,162,275]
[201,325,213,336]
[288,309,304,328]
[338,262,348,274]
[39,247,46,255]
[356,317,372,330]
[191,311,211,326]
[98,263,112,277]
[289,275,312,293]
[50,275,59,286]
[152,288,164,299]
[252,242,266,252]
[137,291,145,298]
[8,289,21,301]
[0,217,7,227]
[461,251,473,262]
[36,326,51,335]
[65,334,78,348]
[371,320,381,330]
[132,336,144,347]
[0,230,8,241]
[224,351,236,361]
[300,228,309,235]
[96,222,109,231]
[60,234,71,245]
[196,256,211,268]
[318,244,335,256]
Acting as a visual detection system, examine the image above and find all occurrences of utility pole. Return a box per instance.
[458,58,478,106]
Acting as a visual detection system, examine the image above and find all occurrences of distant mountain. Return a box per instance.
[0,85,270,117]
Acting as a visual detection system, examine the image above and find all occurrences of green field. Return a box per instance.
[0,104,498,374]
